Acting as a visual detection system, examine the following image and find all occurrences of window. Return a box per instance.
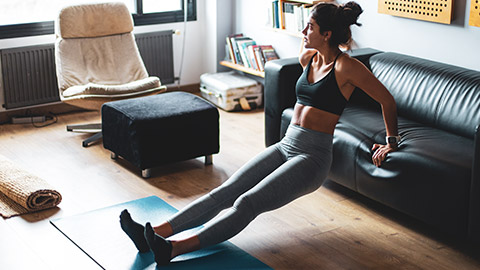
[0,0,196,39]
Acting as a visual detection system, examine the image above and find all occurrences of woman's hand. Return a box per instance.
[371,144,397,167]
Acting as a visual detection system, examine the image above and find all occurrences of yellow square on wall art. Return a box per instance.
[378,0,454,24]
[470,0,480,27]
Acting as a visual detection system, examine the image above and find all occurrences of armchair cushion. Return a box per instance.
[56,2,133,38]
[55,33,150,94]
[63,77,161,98]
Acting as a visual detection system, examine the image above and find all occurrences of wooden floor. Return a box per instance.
[1,104,480,270]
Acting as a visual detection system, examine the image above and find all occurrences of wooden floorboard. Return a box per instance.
[0,105,479,270]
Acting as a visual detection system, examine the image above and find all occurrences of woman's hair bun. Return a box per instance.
[341,1,363,26]
[310,1,362,47]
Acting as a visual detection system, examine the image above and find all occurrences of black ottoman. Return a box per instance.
[101,92,220,178]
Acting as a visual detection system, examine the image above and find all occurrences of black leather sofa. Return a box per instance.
[264,48,480,242]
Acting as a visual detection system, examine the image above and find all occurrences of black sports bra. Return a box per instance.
[295,52,347,116]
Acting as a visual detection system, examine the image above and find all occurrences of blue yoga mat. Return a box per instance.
[51,196,271,270]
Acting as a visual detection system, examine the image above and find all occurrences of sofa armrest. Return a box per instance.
[264,57,302,146]
[469,124,480,242]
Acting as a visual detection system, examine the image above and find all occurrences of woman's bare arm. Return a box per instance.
[340,57,399,167]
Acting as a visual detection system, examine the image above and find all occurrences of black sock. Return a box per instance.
[144,222,172,266]
[119,209,150,253]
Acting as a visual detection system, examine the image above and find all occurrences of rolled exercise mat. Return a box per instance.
[0,155,62,218]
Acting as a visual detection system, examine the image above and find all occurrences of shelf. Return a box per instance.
[220,61,265,78]
[269,27,303,38]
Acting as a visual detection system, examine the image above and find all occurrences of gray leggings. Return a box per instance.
[167,124,333,248]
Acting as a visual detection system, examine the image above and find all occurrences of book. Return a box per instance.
[226,33,243,64]
[260,45,280,62]
[253,45,266,71]
[223,34,279,72]
[226,39,234,62]
[247,45,259,71]
[231,36,251,66]
[303,5,312,26]
[293,3,305,32]
[272,0,280,28]
[271,0,319,30]
[279,0,285,29]
[237,39,257,68]
[283,2,296,32]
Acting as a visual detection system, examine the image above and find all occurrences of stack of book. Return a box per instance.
[226,34,279,72]
[270,0,321,33]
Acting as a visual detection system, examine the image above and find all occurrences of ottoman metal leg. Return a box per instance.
[67,123,102,133]
[82,132,103,148]
[111,152,118,160]
[142,169,151,178]
[205,155,213,165]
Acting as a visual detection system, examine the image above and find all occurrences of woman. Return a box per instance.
[120,1,399,266]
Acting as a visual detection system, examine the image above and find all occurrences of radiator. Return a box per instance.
[1,44,59,110]
[0,30,175,110]
[135,30,175,85]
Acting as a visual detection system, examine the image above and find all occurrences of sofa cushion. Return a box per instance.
[370,52,480,139]
[332,106,473,235]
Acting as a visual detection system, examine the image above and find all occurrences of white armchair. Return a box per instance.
[55,2,167,147]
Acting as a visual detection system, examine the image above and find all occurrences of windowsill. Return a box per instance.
[0,34,55,50]
[0,20,195,50]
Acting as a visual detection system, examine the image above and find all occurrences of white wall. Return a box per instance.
[234,0,301,60]
[234,0,480,71]
[204,0,235,74]
[350,0,480,71]
[1,0,478,91]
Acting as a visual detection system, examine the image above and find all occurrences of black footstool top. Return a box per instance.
[102,92,219,169]
[104,92,215,121]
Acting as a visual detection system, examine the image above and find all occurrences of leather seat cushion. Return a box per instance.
[333,105,473,235]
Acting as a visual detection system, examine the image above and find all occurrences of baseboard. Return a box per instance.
[0,103,83,124]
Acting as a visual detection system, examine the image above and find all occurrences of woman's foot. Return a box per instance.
[145,222,172,266]
[119,209,150,253]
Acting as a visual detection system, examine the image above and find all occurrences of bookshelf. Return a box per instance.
[269,0,335,35]
[220,0,330,78]
[268,27,302,38]
[223,34,279,78]
[220,60,265,78]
